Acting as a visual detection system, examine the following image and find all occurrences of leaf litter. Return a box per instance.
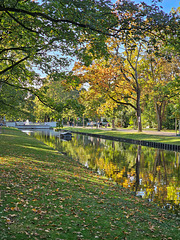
[0,128,179,239]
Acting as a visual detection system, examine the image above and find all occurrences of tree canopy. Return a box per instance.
[0,0,117,113]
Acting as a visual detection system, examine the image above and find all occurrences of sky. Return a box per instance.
[112,0,180,13]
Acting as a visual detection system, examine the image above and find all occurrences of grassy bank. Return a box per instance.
[0,127,179,239]
[62,127,180,146]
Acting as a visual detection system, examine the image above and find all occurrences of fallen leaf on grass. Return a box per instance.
[6,218,13,224]
[149,224,155,232]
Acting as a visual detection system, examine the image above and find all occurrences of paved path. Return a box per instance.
[111,129,178,136]
[74,126,179,137]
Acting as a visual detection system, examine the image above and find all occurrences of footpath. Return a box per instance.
[73,126,179,137]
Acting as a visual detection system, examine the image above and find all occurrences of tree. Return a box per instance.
[33,76,84,123]
[72,40,146,132]
[0,0,117,74]
[78,88,103,123]
[0,0,118,114]
[141,52,180,131]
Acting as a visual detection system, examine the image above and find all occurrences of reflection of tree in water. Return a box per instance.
[143,149,179,213]
[135,146,141,191]
[30,131,179,213]
[152,149,168,203]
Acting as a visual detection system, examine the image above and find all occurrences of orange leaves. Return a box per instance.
[4,204,21,212]
[10,205,20,212]
[73,55,137,113]
[32,208,47,215]
[73,59,120,90]
[32,208,37,212]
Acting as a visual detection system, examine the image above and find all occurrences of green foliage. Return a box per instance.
[33,79,85,121]
[0,83,36,121]
[163,103,179,130]
[0,0,117,115]
[56,120,63,128]
[0,0,115,75]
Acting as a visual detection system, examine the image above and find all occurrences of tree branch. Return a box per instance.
[0,6,116,36]
[5,10,39,33]
[0,47,32,55]
[108,94,137,110]
[0,80,59,111]
[0,55,29,75]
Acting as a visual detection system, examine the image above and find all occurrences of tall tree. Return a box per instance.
[72,40,147,132]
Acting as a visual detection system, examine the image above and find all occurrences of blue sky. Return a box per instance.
[112,0,180,13]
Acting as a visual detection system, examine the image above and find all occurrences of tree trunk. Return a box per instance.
[137,88,142,132]
[155,101,167,131]
[155,104,162,131]
[96,117,98,128]
[134,44,142,132]
[112,118,115,129]
[44,114,48,122]
[83,115,85,128]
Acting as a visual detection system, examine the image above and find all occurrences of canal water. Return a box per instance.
[23,129,180,214]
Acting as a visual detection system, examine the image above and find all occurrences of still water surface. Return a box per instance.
[24,129,180,214]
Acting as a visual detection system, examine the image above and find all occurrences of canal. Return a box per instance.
[23,129,180,215]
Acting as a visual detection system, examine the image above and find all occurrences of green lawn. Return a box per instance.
[62,127,180,146]
[0,127,179,239]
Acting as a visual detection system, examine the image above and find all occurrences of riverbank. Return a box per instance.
[0,127,179,239]
[62,126,180,146]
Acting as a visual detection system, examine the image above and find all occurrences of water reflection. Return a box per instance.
[25,129,180,214]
